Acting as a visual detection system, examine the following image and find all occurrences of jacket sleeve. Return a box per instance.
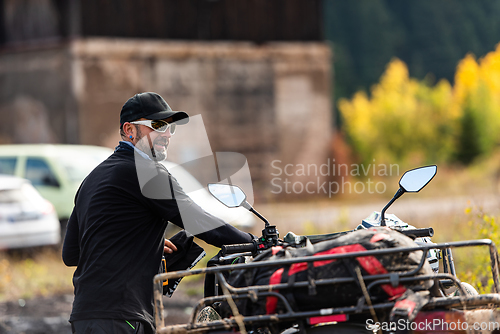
[145,166,253,247]
[169,207,253,248]
[62,210,80,266]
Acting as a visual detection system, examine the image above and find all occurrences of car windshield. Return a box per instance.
[56,150,111,182]
[0,188,25,204]
[0,183,45,208]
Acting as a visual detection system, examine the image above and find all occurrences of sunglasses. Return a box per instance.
[129,120,176,134]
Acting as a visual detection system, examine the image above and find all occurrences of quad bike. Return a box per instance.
[153,166,500,333]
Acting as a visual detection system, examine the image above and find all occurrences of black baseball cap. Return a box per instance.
[120,92,189,127]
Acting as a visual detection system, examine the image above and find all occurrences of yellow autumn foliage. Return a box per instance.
[459,206,500,294]
[340,43,500,166]
[339,58,455,165]
[453,46,500,160]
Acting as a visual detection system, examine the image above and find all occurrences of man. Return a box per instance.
[62,92,253,334]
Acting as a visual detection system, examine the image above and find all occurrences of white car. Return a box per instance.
[162,161,256,230]
[0,175,60,250]
[0,144,114,224]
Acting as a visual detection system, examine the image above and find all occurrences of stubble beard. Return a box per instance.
[136,128,168,161]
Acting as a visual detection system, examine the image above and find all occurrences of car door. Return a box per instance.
[0,157,18,175]
[23,157,64,220]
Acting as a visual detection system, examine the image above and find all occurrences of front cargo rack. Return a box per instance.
[153,239,500,334]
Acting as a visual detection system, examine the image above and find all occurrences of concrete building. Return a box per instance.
[0,0,333,200]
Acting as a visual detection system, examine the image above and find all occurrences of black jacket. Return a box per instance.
[62,142,252,332]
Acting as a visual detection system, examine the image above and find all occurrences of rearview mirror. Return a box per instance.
[381,165,437,226]
[207,183,246,208]
[399,165,437,192]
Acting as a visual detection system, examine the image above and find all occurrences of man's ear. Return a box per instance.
[123,123,136,138]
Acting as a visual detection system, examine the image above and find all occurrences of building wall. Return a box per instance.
[71,39,333,199]
[0,0,322,46]
[0,44,78,144]
[80,0,322,42]
[0,38,332,200]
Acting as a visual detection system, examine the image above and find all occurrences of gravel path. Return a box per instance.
[255,194,500,234]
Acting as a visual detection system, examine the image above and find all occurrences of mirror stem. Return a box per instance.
[250,208,270,227]
[242,200,270,227]
[380,187,405,226]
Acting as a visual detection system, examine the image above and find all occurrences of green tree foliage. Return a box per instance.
[324,0,401,100]
[324,0,500,103]
[456,102,483,165]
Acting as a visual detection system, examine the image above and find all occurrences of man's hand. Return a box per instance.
[164,239,178,254]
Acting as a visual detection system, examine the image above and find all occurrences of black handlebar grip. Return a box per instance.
[221,243,256,256]
[400,228,434,238]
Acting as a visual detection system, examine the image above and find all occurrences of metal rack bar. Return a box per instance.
[154,240,498,284]
[154,239,500,333]
[158,295,500,334]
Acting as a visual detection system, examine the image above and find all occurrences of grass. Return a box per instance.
[0,247,74,302]
[0,234,221,303]
[453,206,500,294]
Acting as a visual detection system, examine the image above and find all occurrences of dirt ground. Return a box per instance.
[0,287,199,334]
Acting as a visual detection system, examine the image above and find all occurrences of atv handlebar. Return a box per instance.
[399,227,434,238]
[221,228,434,256]
[221,242,256,256]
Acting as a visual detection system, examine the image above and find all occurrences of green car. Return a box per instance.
[0,144,113,229]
